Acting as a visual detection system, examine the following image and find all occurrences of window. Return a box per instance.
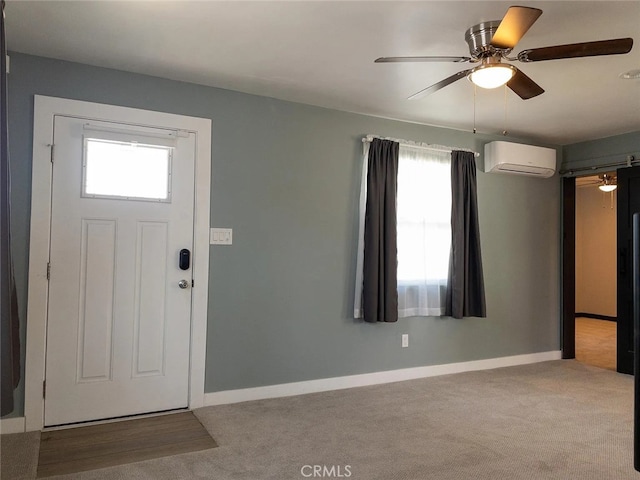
[396,146,451,282]
[354,141,452,318]
[83,138,172,202]
[396,145,451,317]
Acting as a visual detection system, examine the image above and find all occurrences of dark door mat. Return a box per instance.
[37,411,217,477]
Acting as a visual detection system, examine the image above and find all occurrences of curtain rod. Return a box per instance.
[559,154,638,176]
[362,134,480,157]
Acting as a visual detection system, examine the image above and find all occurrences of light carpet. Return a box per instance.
[1,360,637,479]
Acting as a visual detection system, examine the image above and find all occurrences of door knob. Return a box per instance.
[178,279,189,289]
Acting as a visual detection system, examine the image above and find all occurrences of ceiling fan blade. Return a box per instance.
[375,56,472,63]
[408,69,473,100]
[517,38,633,62]
[507,68,544,100]
[490,6,543,50]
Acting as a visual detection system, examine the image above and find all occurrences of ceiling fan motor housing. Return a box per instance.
[465,21,512,59]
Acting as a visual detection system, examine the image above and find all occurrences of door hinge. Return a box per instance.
[48,144,55,163]
[192,279,195,288]
[43,380,46,399]
[46,262,51,280]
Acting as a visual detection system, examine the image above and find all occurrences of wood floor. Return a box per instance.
[575,317,616,371]
[37,411,217,477]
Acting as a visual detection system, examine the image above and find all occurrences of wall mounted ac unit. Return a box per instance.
[484,141,556,178]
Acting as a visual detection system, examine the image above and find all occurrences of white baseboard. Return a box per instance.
[0,416,26,434]
[204,350,562,407]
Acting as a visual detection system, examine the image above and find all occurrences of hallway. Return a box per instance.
[575,317,616,371]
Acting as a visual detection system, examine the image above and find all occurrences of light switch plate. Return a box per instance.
[210,228,233,245]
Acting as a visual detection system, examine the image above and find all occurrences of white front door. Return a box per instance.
[44,115,196,426]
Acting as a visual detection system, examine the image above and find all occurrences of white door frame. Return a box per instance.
[24,95,212,432]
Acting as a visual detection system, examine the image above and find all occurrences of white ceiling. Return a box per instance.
[6,1,640,145]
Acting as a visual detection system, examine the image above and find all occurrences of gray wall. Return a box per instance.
[6,53,561,417]
[562,131,640,172]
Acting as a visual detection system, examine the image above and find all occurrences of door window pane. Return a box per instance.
[83,138,172,201]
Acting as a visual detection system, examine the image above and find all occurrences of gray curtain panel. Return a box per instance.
[363,138,399,323]
[1,0,21,416]
[445,150,487,319]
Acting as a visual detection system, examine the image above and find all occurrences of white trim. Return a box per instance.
[0,416,26,434]
[204,351,562,406]
[25,95,211,431]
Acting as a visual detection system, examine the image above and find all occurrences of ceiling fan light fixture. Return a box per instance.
[598,173,617,192]
[469,63,516,89]
[620,69,640,80]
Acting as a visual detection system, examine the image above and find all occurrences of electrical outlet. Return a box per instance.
[402,334,409,348]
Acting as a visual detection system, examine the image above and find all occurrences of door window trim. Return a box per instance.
[24,96,212,432]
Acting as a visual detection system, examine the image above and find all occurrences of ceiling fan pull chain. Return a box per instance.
[502,84,508,136]
[473,84,477,134]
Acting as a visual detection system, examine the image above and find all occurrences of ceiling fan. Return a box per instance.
[375,6,634,100]
[577,173,618,192]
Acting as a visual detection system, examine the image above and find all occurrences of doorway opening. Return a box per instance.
[574,173,617,371]
[563,162,640,375]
